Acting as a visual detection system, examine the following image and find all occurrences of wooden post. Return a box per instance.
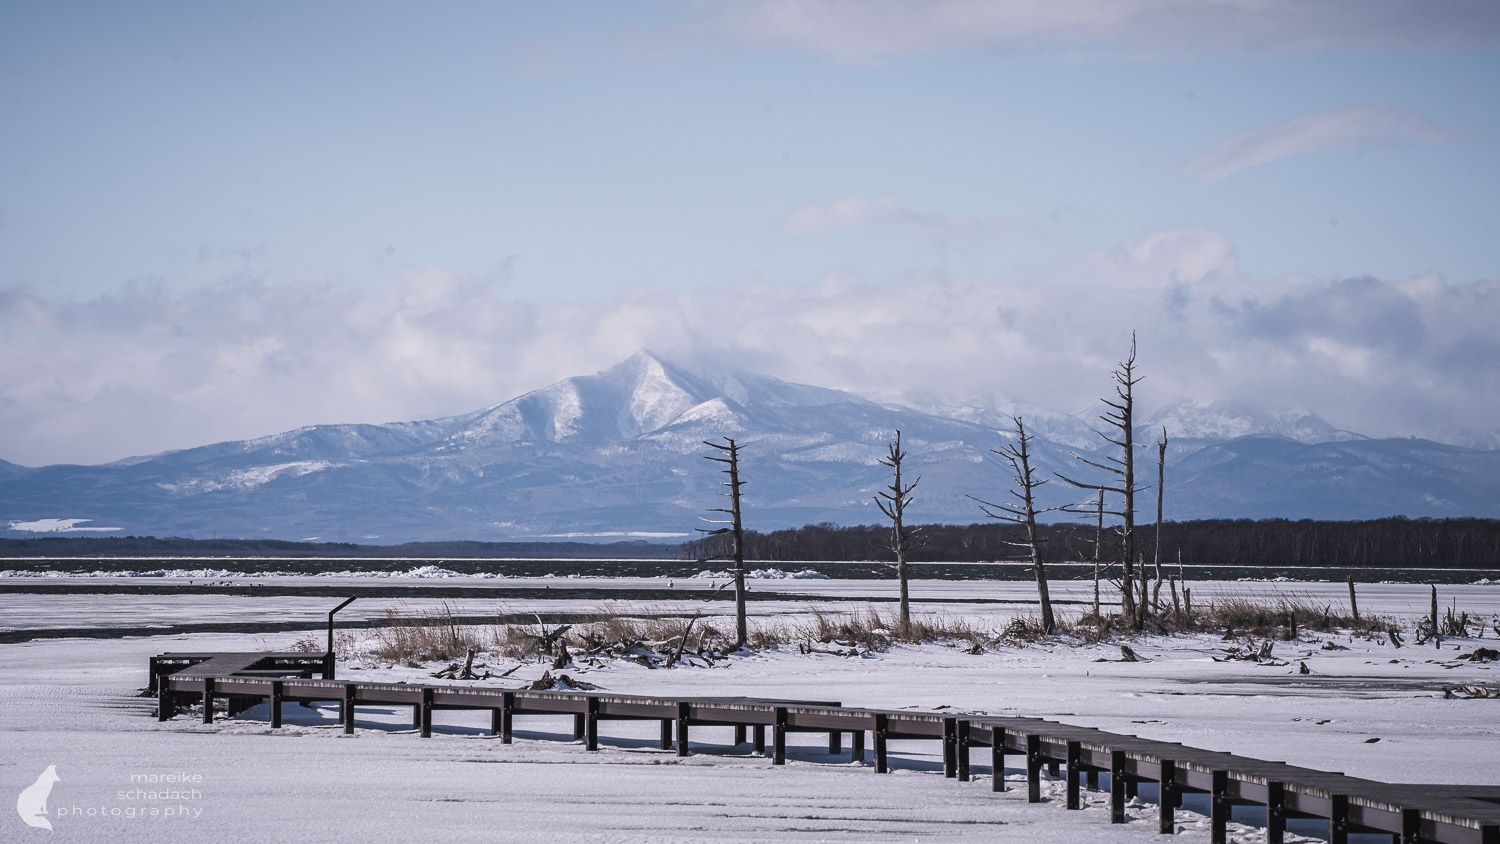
[1211,769,1229,844]
[1026,734,1043,804]
[676,702,691,758]
[572,712,585,742]
[270,680,283,729]
[1087,769,1099,790]
[1347,577,1359,623]
[1066,741,1082,809]
[772,707,788,765]
[201,677,215,725]
[1110,750,1127,824]
[659,720,673,751]
[734,725,746,745]
[1266,780,1285,844]
[585,697,599,752]
[1401,807,1420,844]
[344,685,357,735]
[1330,794,1349,844]
[957,721,971,782]
[411,703,421,731]
[753,724,766,756]
[420,687,433,738]
[501,692,514,744]
[1159,759,1176,834]
[828,730,841,755]
[992,731,1006,792]
[489,708,501,737]
[943,717,958,778]
[851,729,865,765]
[873,714,889,774]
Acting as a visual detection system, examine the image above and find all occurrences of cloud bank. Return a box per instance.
[720,0,1500,57]
[2,230,1497,465]
[1183,106,1465,182]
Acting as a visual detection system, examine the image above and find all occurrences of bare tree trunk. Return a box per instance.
[701,438,748,649]
[876,431,923,634]
[971,418,1057,633]
[1093,489,1103,619]
[1153,428,1168,612]
[1058,334,1144,630]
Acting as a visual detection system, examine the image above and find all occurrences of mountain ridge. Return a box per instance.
[1,350,1494,541]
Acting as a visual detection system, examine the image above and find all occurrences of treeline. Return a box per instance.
[0,536,677,559]
[680,517,1500,570]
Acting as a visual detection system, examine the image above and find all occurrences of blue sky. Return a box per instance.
[2,1,1498,464]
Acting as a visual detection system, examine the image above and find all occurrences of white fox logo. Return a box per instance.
[16,764,59,831]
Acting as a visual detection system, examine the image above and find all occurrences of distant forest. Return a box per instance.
[0,536,678,559]
[681,517,1500,570]
[2,517,1496,569]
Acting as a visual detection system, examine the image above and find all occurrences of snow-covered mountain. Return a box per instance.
[2,350,1496,542]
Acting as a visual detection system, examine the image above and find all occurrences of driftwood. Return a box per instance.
[430,648,485,680]
[1444,684,1500,700]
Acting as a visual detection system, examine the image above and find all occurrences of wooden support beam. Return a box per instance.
[1110,750,1127,824]
[1087,769,1099,790]
[828,730,841,755]
[585,697,599,752]
[1066,741,1082,810]
[489,708,501,738]
[1211,770,1229,844]
[873,714,889,774]
[1159,759,1177,835]
[1049,761,1061,778]
[753,724,766,756]
[734,725,746,746]
[659,719,673,751]
[500,692,514,744]
[943,717,958,778]
[1330,794,1349,844]
[201,677,215,725]
[676,702,691,758]
[772,707,788,766]
[851,729,864,765]
[344,685,357,735]
[157,679,173,721]
[1265,780,1284,844]
[1400,807,1420,844]
[957,721,971,782]
[411,703,421,731]
[992,733,1006,793]
[420,688,433,738]
[1480,824,1498,844]
[1027,734,1043,804]
[573,712,585,742]
[270,680,283,729]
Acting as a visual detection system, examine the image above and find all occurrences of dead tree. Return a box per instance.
[699,438,748,649]
[970,417,1062,633]
[1152,427,1169,612]
[1059,334,1147,630]
[875,430,926,633]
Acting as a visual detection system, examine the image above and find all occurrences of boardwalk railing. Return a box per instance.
[152,654,1500,844]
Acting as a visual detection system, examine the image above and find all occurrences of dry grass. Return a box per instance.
[349,590,1457,668]
[366,603,484,666]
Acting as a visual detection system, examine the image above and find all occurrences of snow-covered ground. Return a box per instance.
[2,576,1498,842]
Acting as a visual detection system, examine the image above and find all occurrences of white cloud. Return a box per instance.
[718,0,1500,57]
[1182,106,1465,182]
[1,232,1497,465]
[779,195,983,242]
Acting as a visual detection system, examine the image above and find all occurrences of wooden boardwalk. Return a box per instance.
[153,653,1500,844]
